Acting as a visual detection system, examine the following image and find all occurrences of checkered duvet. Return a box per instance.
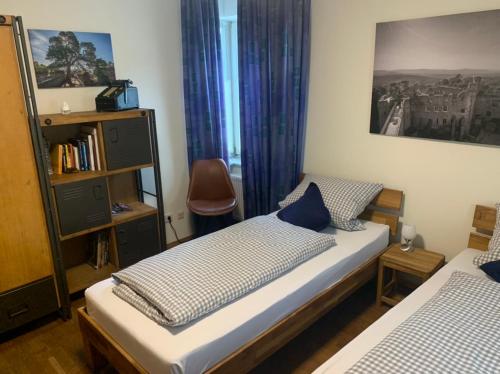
[347,271,500,374]
[112,215,336,327]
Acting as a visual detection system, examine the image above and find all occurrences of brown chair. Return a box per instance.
[187,159,237,234]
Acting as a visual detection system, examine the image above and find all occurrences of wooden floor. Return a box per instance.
[0,281,389,374]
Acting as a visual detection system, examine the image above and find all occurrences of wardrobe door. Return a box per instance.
[0,18,54,293]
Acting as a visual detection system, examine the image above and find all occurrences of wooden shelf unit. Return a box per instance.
[49,163,154,186]
[59,201,157,241]
[39,109,149,127]
[39,109,166,297]
[66,263,117,294]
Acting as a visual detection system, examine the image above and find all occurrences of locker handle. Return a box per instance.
[8,304,29,319]
[93,185,104,200]
[110,128,119,143]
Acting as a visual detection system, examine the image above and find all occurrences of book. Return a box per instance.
[81,140,89,171]
[62,145,67,172]
[72,146,80,170]
[49,144,63,175]
[83,133,95,171]
[63,144,70,170]
[69,138,83,171]
[81,126,101,171]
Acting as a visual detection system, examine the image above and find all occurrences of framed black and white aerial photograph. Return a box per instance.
[370,9,500,146]
[28,29,116,88]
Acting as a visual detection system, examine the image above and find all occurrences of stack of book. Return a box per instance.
[49,125,101,174]
[88,231,110,270]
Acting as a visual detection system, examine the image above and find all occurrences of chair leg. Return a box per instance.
[193,213,237,238]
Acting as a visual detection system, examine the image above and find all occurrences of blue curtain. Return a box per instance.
[238,0,311,218]
[181,0,228,167]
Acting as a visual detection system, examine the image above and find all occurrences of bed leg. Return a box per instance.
[78,308,108,372]
[81,332,108,371]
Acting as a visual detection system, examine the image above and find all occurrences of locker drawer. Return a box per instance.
[116,215,160,268]
[0,277,58,333]
[102,117,152,170]
[54,177,111,236]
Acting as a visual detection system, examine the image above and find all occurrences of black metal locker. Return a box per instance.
[102,117,153,170]
[116,215,160,268]
[54,177,111,236]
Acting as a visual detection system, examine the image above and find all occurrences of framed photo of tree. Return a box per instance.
[28,29,116,88]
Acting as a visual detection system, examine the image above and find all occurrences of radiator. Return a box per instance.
[231,174,245,221]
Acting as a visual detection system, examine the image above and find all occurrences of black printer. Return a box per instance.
[95,80,139,112]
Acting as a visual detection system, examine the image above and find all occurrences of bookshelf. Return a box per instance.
[39,109,166,296]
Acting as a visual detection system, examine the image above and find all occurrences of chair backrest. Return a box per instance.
[187,159,236,202]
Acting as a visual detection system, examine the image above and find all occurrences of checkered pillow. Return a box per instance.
[279,175,383,231]
[474,203,500,266]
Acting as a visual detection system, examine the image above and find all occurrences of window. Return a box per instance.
[219,1,240,167]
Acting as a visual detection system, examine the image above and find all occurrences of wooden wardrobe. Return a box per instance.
[0,15,67,333]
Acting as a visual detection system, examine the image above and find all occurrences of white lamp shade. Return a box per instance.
[402,224,417,241]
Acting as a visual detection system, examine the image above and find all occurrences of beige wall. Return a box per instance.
[306,0,500,259]
[2,0,192,243]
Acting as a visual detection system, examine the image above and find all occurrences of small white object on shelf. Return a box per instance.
[61,101,71,115]
[401,224,417,252]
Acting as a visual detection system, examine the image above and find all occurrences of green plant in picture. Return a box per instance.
[28,29,116,88]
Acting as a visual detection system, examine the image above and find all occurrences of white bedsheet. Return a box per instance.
[86,220,389,374]
[314,248,486,374]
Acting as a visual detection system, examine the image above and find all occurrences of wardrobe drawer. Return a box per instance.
[0,278,58,333]
[116,215,160,268]
[102,117,152,170]
[54,177,111,236]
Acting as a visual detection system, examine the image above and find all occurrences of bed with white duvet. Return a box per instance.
[314,248,500,374]
[85,217,389,374]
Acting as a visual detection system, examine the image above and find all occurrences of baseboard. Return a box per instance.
[166,235,194,249]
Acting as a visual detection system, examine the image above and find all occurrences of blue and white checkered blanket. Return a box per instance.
[347,271,500,373]
[112,215,336,326]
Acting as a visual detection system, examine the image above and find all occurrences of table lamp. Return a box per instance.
[401,224,416,252]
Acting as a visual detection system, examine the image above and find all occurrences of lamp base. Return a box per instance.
[400,241,414,252]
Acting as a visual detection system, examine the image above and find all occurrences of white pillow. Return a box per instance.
[474,203,500,266]
[279,174,383,231]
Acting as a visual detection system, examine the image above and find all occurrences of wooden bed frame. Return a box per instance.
[78,187,404,373]
[468,204,497,251]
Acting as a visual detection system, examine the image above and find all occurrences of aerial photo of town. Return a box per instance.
[370,10,500,146]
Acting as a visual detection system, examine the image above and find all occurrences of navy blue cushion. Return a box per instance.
[480,259,500,282]
[277,182,331,232]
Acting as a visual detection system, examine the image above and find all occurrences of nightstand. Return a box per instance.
[377,244,445,307]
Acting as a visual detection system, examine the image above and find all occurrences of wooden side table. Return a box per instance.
[377,244,445,307]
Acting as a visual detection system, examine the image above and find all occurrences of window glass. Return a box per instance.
[219,0,240,168]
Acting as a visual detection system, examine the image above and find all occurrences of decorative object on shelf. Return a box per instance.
[61,101,71,115]
[27,29,115,88]
[111,202,132,215]
[370,9,500,147]
[401,224,417,252]
[95,79,139,112]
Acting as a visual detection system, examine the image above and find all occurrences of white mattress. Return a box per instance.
[314,247,486,374]
[86,220,389,374]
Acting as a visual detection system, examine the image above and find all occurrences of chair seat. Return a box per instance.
[188,198,237,216]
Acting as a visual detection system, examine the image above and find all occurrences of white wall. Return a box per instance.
[2,0,192,243]
[306,0,500,259]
